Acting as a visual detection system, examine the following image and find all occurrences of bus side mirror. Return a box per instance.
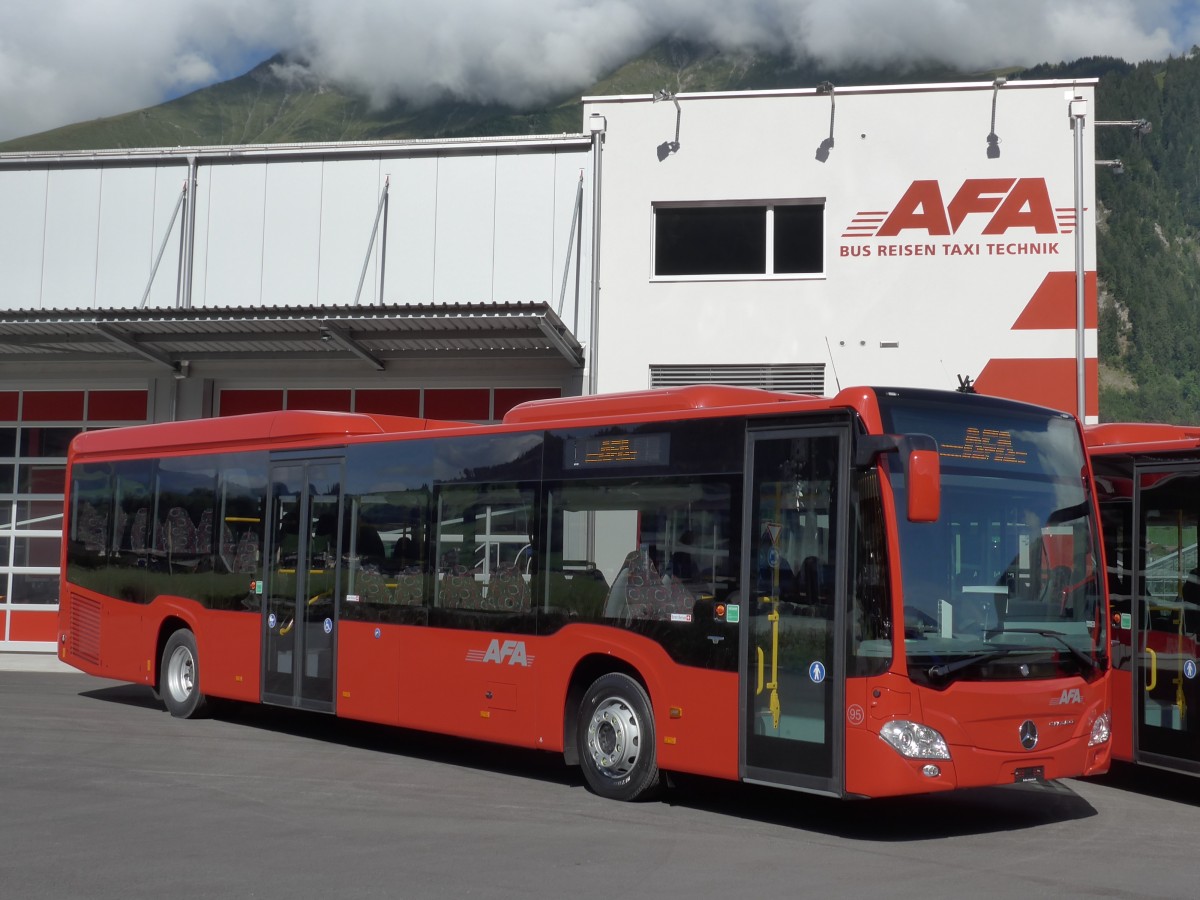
[906,448,940,523]
[855,432,940,522]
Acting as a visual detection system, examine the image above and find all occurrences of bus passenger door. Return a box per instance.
[262,458,344,713]
[1135,465,1200,772]
[740,427,846,796]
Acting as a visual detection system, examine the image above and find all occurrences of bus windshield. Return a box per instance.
[879,393,1105,688]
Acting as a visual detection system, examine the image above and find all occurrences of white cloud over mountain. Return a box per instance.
[0,0,1195,141]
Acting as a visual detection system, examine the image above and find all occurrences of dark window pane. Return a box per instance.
[655,207,766,276]
[16,500,63,530]
[11,573,59,604]
[0,428,17,456]
[20,427,81,458]
[18,464,64,494]
[774,205,824,274]
[13,536,60,567]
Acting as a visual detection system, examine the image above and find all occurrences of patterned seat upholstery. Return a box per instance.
[487,563,531,612]
[356,567,392,604]
[609,549,695,622]
[233,531,259,573]
[129,509,149,552]
[157,507,198,554]
[76,502,108,551]
[441,565,484,609]
[394,566,426,606]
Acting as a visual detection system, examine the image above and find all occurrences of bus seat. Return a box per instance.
[76,502,108,551]
[356,567,393,604]
[605,549,695,622]
[487,563,531,612]
[233,531,259,573]
[158,507,198,554]
[197,509,213,554]
[441,565,484,609]
[129,508,149,552]
[394,566,426,605]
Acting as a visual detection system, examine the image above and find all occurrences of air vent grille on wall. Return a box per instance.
[649,364,825,395]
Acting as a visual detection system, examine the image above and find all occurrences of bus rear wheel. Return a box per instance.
[577,673,661,801]
[160,629,209,719]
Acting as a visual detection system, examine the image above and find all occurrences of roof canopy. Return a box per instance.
[0,303,583,373]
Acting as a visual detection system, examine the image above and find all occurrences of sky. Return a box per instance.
[1,0,1198,142]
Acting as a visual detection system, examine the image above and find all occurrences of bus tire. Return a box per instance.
[160,629,209,719]
[577,673,661,801]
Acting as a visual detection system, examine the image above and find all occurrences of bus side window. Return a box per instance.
[342,489,431,620]
[434,483,534,617]
[544,476,737,625]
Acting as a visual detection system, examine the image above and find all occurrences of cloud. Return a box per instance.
[0,0,1194,142]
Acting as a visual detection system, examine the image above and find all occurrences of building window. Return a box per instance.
[0,389,149,641]
[653,202,824,279]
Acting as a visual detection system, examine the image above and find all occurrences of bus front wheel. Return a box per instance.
[577,673,661,801]
[160,629,209,719]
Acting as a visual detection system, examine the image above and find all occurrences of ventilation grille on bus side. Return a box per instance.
[70,594,101,666]
[649,364,826,395]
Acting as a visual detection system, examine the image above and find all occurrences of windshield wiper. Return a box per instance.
[986,628,1098,675]
[928,648,1019,680]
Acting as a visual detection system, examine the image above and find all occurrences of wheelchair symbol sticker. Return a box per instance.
[1185,659,1197,681]
[809,661,826,683]
[268,613,277,629]
[323,617,333,634]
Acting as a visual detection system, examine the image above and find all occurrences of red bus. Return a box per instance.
[1086,423,1200,775]
[58,385,1111,800]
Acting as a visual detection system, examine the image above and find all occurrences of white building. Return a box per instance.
[0,78,1098,651]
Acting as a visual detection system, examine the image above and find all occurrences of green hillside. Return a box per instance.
[3,43,1198,423]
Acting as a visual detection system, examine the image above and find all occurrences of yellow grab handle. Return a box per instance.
[1145,647,1157,692]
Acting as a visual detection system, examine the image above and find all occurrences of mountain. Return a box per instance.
[2,42,1198,424]
[0,45,977,150]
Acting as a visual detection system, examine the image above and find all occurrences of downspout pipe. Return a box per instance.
[587,114,606,396]
[180,155,199,309]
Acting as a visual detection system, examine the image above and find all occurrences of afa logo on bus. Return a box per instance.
[466,639,534,667]
[843,178,1074,239]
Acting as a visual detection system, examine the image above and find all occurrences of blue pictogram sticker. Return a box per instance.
[767,548,778,567]
[323,617,333,634]
[1185,659,1197,681]
[374,627,382,639]
[809,661,826,684]
[268,613,277,629]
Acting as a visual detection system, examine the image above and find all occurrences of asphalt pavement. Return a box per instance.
[2,664,1199,900]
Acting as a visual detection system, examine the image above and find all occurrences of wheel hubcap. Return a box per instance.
[586,696,641,780]
[167,645,194,702]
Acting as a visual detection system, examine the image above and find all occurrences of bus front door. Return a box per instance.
[740,427,846,796]
[262,458,344,713]
[1135,465,1200,772]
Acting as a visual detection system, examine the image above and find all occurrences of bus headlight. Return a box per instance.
[879,720,951,759]
[1088,710,1111,746]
